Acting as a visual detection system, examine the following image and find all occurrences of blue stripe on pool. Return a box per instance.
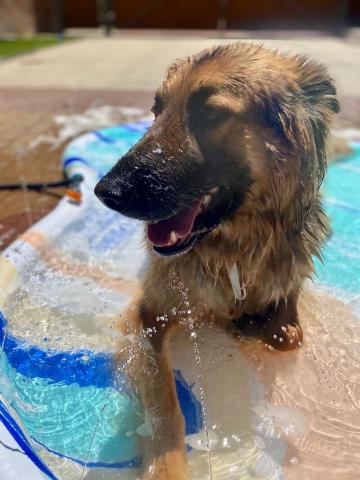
[63,156,92,169]
[29,435,141,470]
[0,312,114,389]
[93,131,115,144]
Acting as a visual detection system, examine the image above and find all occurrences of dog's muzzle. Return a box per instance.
[94,157,177,221]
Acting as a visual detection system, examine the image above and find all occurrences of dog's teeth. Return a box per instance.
[170,231,178,244]
[202,194,211,207]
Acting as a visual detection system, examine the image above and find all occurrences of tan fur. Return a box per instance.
[116,42,338,479]
[143,42,337,329]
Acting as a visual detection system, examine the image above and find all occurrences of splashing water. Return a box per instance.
[14,145,34,229]
[28,105,148,151]
[170,272,214,480]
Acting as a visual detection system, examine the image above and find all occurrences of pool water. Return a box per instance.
[315,144,360,297]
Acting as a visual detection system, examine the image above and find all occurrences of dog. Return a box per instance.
[94,42,339,479]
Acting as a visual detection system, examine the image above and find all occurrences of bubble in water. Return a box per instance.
[254,435,266,450]
[255,403,310,438]
[231,433,241,443]
[251,450,279,478]
[186,430,218,451]
[222,437,230,448]
[136,419,152,437]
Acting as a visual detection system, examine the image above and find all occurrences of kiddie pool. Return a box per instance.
[0,122,359,480]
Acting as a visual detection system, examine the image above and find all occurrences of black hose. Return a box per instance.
[0,179,71,191]
[0,174,84,192]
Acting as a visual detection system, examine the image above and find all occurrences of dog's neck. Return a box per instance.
[145,194,328,319]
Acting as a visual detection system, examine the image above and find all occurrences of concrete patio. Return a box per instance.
[0,32,359,96]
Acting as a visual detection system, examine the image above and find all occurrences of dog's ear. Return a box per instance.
[297,58,339,181]
[267,58,339,203]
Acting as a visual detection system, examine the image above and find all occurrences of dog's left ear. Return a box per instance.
[268,58,339,202]
[297,59,340,120]
[297,59,339,171]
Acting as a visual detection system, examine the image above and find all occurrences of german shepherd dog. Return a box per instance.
[95,42,338,479]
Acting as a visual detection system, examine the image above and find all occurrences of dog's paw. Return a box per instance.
[232,296,303,352]
[260,319,303,351]
[143,451,188,480]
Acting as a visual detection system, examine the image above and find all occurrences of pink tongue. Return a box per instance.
[147,201,201,247]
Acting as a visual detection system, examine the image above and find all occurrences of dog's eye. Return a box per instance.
[204,105,218,120]
[202,104,229,124]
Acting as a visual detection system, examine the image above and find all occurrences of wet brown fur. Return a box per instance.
[118,42,339,479]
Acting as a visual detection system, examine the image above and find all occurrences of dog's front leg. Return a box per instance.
[119,303,188,480]
[141,338,188,480]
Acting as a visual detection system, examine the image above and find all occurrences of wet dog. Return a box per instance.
[95,42,338,479]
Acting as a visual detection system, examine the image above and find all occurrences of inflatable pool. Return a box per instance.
[0,123,359,479]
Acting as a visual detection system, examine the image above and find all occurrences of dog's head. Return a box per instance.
[95,43,338,257]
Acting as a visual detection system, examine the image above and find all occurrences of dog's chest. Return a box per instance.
[174,259,245,323]
[148,247,294,325]
[173,254,291,323]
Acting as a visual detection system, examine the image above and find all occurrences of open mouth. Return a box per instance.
[147,188,220,256]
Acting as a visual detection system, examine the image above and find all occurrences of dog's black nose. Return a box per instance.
[94,156,179,221]
[94,164,166,220]
[94,177,129,213]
